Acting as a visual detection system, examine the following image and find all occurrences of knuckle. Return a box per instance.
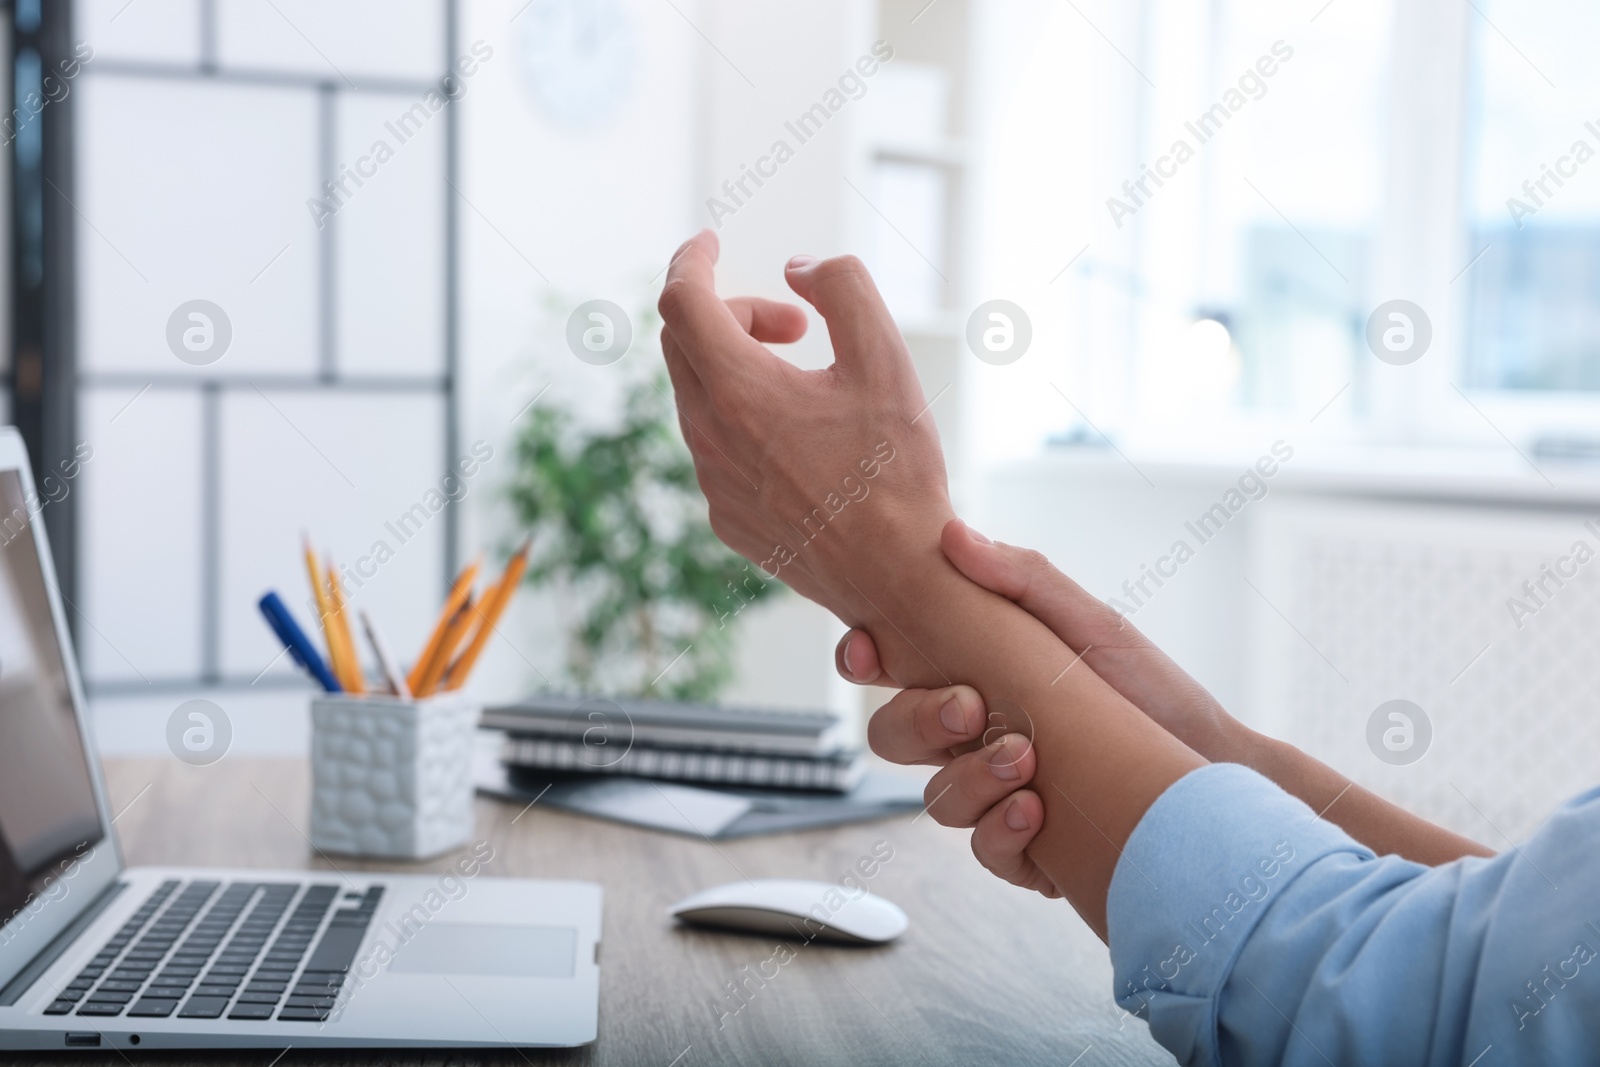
[657,279,691,322]
[816,254,869,285]
[706,508,737,548]
[1003,734,1037,778]
[923,777,967,827]
[970,827,1019,879]
[834,632,853,677]
[1009,548,1056,601]
[676,415,701,452]
[865,720,888,759]
[711,393,755,433]
[998,547,1049,604]
[1014,547,1053,577]
[867,694,914,756]
[908,691,945,751]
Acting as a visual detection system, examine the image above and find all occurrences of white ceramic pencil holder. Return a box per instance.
[309,693,478,860]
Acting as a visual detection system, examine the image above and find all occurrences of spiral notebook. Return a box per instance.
[482,693,850,756]
[498,733,866,792]
[475,755,928,839]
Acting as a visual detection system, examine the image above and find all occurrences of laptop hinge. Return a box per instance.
[0,881,127,1006]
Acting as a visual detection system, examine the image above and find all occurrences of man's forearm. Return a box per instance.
[1090,642,1493,864]
[1232,730,1493,864]
[860,537,1204,939]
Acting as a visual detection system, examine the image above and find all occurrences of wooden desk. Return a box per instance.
[32,758,1173,1066]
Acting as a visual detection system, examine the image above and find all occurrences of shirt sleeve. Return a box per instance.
[1106,762,1600,1067]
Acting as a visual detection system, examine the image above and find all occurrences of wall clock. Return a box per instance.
[516,0,638,132]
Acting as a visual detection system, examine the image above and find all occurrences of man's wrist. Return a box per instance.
[1218,721,1281,776]
[1227,728,1333,809]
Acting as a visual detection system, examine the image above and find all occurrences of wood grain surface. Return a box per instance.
[15,757,1174,1067]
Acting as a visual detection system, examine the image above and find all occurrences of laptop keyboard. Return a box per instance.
[41,879,384,1023]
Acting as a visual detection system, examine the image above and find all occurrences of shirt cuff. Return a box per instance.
[1105,763,1372,1066]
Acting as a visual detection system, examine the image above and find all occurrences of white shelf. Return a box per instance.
[1005,444,1600,508]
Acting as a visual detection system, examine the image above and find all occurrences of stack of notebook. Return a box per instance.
[482,694,866,792]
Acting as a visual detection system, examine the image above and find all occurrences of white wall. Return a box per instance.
[971,455,1254,717]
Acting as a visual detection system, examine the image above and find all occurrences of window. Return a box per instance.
[968,0,1395,462]
[969,0,1600,463]
[1462,0,1600,393]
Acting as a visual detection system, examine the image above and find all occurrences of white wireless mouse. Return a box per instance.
[670,878,909,945]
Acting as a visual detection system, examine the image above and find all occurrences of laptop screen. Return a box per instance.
[0,469,103,928]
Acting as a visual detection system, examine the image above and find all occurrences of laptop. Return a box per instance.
[0,428,602,1050]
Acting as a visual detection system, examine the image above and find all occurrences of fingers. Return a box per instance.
[846,626,1052,896]
[920,735,1036,827]
[661,332,728,474]
[866,684,985,766]
[783,254,905,383]
[836,627,919,690]
[941,518,1147,653]
[660,330,710,423]
[725,296,808,344]
[971,790,1060,898]
[658,231,778,379]
[835,629,881,684]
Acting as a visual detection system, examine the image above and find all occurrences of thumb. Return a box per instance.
[940,519,1150,654]
[784,254,907,381]
[834,629,883,685]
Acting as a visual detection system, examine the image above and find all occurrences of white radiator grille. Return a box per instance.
[1247,496,1600,845]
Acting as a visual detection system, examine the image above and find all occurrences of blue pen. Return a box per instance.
[258,591,342,692]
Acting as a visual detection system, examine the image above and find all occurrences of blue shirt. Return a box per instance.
[1107,763,1600,1066]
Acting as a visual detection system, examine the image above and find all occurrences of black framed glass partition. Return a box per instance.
[15,0,463,705]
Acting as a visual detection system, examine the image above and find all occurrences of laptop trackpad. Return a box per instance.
[386,923,577,978]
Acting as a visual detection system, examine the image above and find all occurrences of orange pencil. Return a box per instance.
[325,558,365,694]
[407,556,481,695]
[302,535,342,677]
[412,596,476,698]
[443,540,531,691]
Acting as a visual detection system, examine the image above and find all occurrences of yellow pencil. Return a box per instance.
[407,556,481,696]
[302,535,343,683]
[325,557,365,694]
[443,539,531,691]
[413,596,476,698]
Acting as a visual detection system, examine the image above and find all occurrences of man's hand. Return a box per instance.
[658,230,956,688]
[864,683,1060,898]
[658,231,1211,936]
[841,517,1244,759]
